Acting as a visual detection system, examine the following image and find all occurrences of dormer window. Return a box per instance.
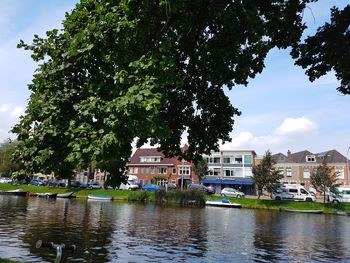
[306,155,316,162]
[140,156,162,162]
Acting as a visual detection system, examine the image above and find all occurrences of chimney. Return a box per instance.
[287,150,292,160]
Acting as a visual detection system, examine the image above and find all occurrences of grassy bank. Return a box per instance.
[0,184,130,200]
[1,184,350,213]
[207,195,350,213]
[0,259,23,263]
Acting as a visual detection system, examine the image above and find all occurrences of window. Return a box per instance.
[286,168,292,177]
[336,168,344,179]
[158,168,167,174]
[145,168,150,174]
[224,169,234,177]
[303,168,310,179]
[140,168,144,174]
[289,189,298,193]
[300,189,308,194]
[233,168,243,177]
[234,155,243,164]
[306,155,316,162]
[179,166,190,175]
[172,168,176,175]
[209,168,221,176]
[213,157,221,163]
[140,156,162,162]
[278,168,284,176]
[150,167,155,174]
[244,155,252,164]
[223,157,230,164]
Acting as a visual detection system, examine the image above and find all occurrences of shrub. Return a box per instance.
[128,190,149,202]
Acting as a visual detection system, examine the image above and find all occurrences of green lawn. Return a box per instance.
[206,195,350,213]
[0,183,130,200]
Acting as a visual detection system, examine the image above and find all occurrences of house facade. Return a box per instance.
[126,148,199,187]
[201,150,256,194]
[273,150,349,190]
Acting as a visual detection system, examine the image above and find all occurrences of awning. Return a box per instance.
[201,179,254,186]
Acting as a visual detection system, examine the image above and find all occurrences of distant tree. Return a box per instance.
[252,151,283,199]
[193,158,208,182]
[311,158,339,204]
[0,139,20,178]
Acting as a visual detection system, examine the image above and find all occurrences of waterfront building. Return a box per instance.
[201,150,256,194]
[127,147,199,187]
[272,149,349,190]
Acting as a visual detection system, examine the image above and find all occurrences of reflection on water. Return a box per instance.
[0,195,349,262]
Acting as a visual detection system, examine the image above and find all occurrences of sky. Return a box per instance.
[0,1,349,157]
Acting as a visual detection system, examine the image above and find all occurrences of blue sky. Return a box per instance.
[0,1,349,157]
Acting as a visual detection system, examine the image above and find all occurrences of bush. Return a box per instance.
[154,189,205,207]
[128,190,149,202]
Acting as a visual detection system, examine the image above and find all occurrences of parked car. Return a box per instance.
[142,184,161,192]
[328,186,350,203]
[188,184,214,195]
[87,182,102,189]
[47,180,66,187]
[30,179,45,186]
[205,185,216,195]
[70,180,84,188]
[166,183,178,190]
[118,182,140,190]
[221,188,245,198]
[0,177,13,184]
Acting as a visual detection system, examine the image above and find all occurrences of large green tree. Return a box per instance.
[12,1,349,187]
[252,150,283,199]
[311,159,339,204]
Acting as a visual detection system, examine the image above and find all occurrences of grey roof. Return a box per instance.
[274,149,348,164]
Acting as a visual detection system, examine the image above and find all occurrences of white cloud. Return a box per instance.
[220,116,319,155]
[276,117,317,136]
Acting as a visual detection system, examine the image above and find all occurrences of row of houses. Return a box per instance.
[63,147,348,194]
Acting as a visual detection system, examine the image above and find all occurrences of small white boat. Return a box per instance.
[37,193,57,198]
[284,209,323,214]
[57,192,75,198]
[87,194,113,201]
[205,198,241,208]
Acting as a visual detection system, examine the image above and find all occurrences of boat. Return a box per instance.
[37,193,58,198]
[87,194,113,201]
[335,211,350,216]
[0,189,28,196]
[284,209,323,214]
[57,192,75,198]
[205,198,242,208]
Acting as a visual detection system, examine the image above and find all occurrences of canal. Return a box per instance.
[0,195,349,262]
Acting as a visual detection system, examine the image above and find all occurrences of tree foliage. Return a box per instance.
[0,139,20,178]
[12,1,349,186]
[193,158,208,182]
[252,150,283,199]
[310,158,339,203]
[292,5,350,95]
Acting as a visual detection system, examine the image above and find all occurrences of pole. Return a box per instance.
[181,159,184,190]
[347,147,350,185]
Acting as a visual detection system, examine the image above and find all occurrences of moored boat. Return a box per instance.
[87,194,113,201]
[0,189,28,196]
[57,192,75,198]
[284,209,323,214]
[205,198,242,208]
[37,193,58,198]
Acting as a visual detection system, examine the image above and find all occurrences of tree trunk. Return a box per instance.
[323,190,326,204]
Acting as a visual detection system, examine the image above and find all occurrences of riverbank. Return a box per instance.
[1,184,350,214]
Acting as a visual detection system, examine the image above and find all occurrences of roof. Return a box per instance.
[274,149,348,164]
[128,148,191,165]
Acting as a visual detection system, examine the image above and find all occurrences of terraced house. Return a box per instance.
[201,150,256,195]
[126,147,199,187]
[273,149,349,190]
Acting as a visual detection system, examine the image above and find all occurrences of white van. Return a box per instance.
[271,184,315,202]
[117,175,140,190]
[328,186,350,203]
